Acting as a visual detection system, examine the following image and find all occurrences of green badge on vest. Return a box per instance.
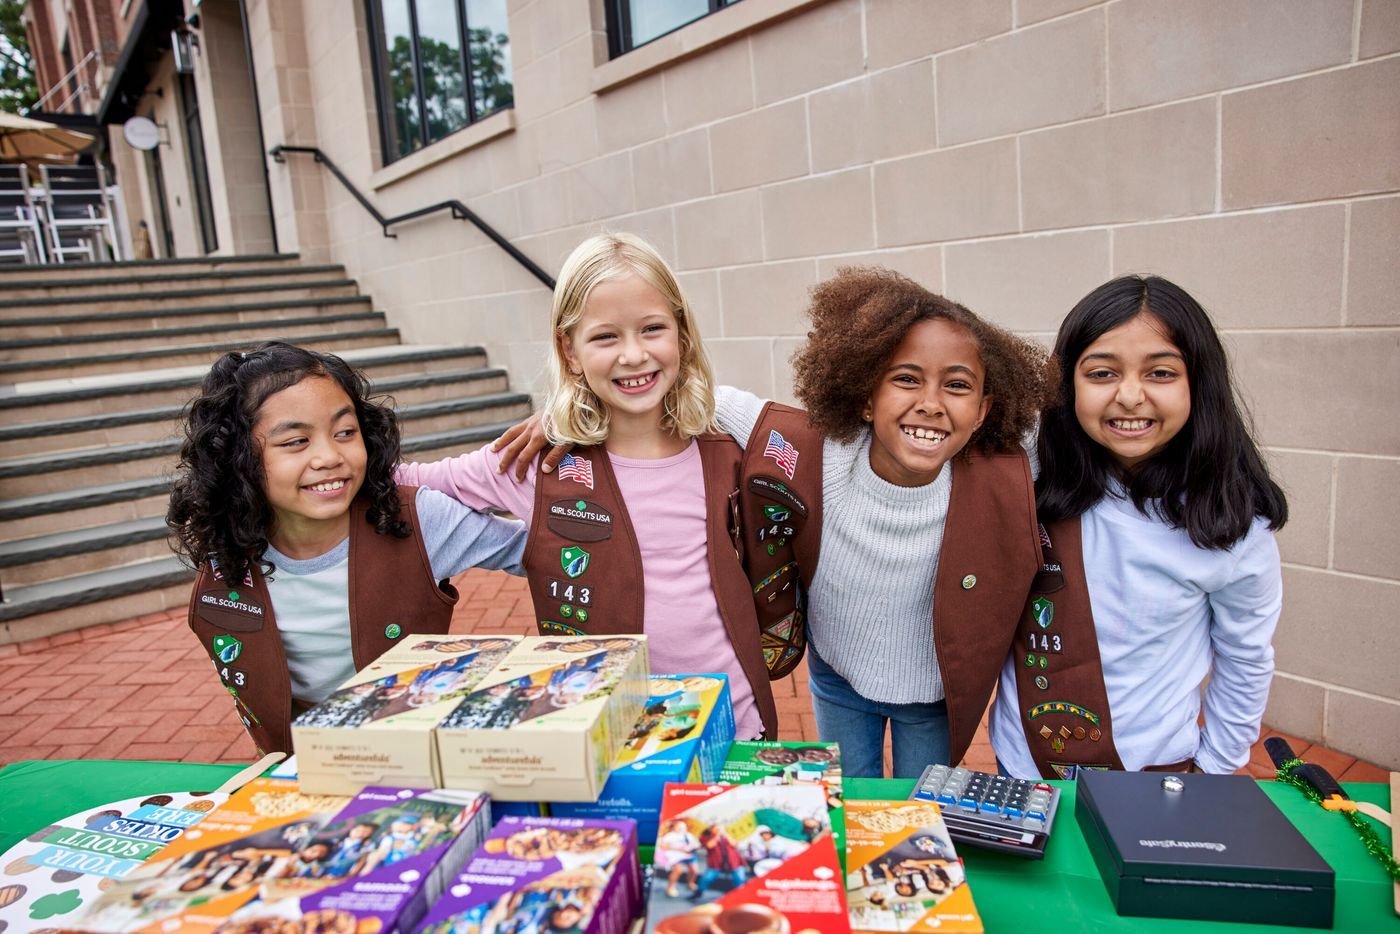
[213,634,242,664]
[1032,597,1054,629]
[576,609,588,623]
[385,624,402,639]
[228,591,240,602]
[561,546,590,579]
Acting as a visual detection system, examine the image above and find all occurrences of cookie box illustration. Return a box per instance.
[646,782,850,934]
[435,636,649,801]
[552,673,735,844]
[844,800,982,933]
[415,816,641,934]
[73,777,349,931]
[294,635,522,795]
[0,788,230,932]
[719,739,845,864]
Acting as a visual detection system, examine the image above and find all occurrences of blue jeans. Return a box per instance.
[806,641,950,778]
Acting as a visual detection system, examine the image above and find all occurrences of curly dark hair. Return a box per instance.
[166,341,408,584]
[791,267,1056,452]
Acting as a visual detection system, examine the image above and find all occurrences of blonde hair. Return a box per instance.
[545,232,716,446]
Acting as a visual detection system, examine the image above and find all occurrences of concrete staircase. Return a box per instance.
[0,253,531,644]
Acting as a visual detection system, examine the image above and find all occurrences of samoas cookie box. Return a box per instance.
[551,673,735,843]
[293,635,522,795]
[416,815,641,934]
[435,636,650,801]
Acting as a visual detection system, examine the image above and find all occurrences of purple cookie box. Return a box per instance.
[294,787,489,933]
[415,816,641,934]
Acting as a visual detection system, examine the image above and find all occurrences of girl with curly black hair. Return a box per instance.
[709,267,1056,777]
[167,342,527,754]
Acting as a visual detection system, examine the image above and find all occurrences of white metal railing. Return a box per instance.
[24,49,98,115]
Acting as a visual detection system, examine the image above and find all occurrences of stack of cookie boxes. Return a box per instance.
[70,778,491,933]
[550,673,736,843]
[293,635,522,795]
[294,635,650,803]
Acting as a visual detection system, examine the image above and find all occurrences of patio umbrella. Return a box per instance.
[0,111,94,159]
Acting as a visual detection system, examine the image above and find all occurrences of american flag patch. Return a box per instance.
[557,453,594,490]
[762,430,799,479]
[1038,524,1052,549]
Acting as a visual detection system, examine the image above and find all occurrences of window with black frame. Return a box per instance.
[368,0,514,163]
[606,0,744,57]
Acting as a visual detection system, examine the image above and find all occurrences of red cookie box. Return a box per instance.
[646,783,850,934]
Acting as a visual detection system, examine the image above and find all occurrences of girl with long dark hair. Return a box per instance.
[990,277,1286,779]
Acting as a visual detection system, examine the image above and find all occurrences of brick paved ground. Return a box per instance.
[0,569,1389,782]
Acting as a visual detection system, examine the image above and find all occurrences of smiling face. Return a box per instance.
[253,375,367,556]
[1073,312,1191,469]
[561,272,682,435]
[864,317,991,487]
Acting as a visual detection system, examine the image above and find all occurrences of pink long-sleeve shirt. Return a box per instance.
[396,442,762,739]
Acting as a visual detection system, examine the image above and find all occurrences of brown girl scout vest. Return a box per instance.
[186,486,458,756]
[746,403,1042,768]
[523,422,824,741]
[1014,517,1192,779]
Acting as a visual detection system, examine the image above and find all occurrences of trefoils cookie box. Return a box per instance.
[415,815,642,934]
[720,739,846,863]
[646,782,850,934]
[844,800,983,933]
[435,635,650,802]
[293,635,522,795]
[75,780,489,933]
[552,673,736,844]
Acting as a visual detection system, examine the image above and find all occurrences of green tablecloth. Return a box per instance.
[0,762,1393,931]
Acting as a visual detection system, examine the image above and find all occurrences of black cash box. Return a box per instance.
[1076,770,1335,928]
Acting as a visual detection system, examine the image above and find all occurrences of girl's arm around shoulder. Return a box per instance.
[1196,519,1283,773]
[415,487,528,579]
[713,385,770,450]
[395,445,536,519]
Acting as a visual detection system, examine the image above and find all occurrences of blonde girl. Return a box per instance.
[398,233,775,739]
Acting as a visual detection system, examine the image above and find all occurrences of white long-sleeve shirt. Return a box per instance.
[714,386,1041,706]
[990,490,1282,775]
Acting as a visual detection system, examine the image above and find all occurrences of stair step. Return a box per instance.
[0,293,370,329]
[0,311,387,360]
[0,252,301,282]
[0,264,347,300]
[0,393,531,495]
[0,346,495,422]
[0,515,169,585]
[0,554,195,625]
[0,279,360,317]
[0,476,174,542]
[0,295,372,340]
[0,328,400,381]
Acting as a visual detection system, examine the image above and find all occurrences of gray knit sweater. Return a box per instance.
[716,386,956,704]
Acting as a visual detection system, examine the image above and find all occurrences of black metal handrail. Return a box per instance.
[269,144,555,290]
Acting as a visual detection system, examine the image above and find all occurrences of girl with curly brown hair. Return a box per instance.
[709,267,1055,777]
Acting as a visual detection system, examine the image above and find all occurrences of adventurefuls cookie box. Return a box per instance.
[436,636,650,801]
[293,635,649,802]
[293,635,522,795]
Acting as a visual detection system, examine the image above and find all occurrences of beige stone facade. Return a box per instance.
[42,0,1400,766]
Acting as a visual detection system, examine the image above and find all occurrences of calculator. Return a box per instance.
[909,764,1060,859]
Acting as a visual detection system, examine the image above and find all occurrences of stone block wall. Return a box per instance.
[259,0,1399,765]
